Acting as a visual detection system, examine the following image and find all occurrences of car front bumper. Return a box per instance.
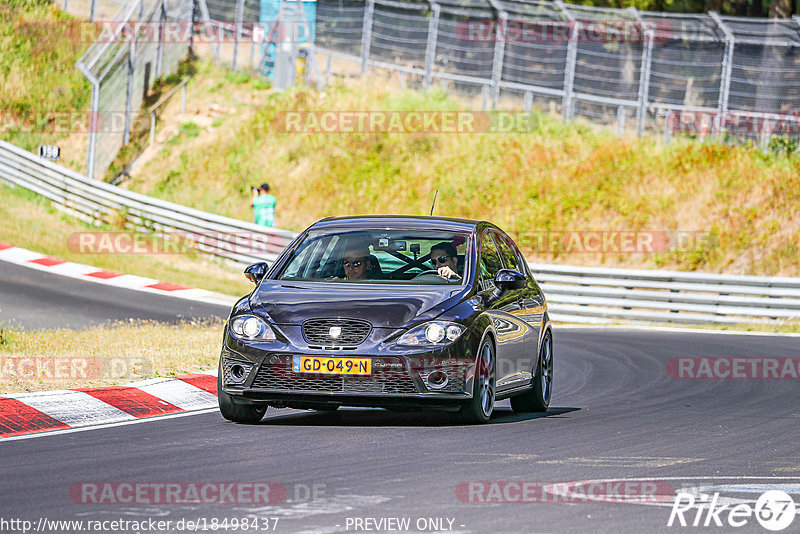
[220,337,478,407]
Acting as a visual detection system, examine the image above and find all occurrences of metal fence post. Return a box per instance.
[635,26,654,136]
[663,110,673,144]
[232,0,245,71]
[709,11,734,138]
[424,2,440,88]
[489,6,507,109]
[189,0,197,59]
[562,22,579,119]
[123,31,136,145]
[360,0,375,75]
[156,0,166,79]
[196,0,220,61]
[556,1,577,119]
[79,71,100,179]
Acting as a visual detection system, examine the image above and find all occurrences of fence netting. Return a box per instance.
[76,0,800,180]
[76,0,192,180]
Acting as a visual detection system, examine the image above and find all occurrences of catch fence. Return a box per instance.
[71,0,800,180]
[309,0,800,144]
[75,0,193,180]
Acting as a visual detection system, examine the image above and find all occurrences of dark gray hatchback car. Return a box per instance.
[218,215,553,424]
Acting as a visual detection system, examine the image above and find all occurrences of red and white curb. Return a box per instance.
[0,242,239,438]
[0,371,219,438]
[0,242,237,307]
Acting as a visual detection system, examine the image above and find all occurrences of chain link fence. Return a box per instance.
[308,0,800,146]
[75,0,193,180]
[72,0,800,180]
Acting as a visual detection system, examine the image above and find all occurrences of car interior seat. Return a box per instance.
[366,254,383,279]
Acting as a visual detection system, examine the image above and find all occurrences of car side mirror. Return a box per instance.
[494,269,526,291]
[244,262,269,284]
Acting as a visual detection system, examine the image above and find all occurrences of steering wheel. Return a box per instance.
[414,269,440,278]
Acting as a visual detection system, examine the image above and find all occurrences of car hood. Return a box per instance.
[250,281,467,328]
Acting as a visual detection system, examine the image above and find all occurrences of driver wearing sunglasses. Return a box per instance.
[342,245,373,281]
[429,241,461,281]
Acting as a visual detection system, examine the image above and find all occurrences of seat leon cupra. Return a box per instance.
[218,215,553,424]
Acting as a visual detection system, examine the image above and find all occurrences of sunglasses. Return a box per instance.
[343,260,363,268]
[430,255,449,266]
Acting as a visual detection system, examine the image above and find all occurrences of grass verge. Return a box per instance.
[0,0,91,152]
[0,319,223,394]
[127,66,800,276]
[0,181,252,296]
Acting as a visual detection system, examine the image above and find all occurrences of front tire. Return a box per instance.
[510,329,552,413]
[460,337,496,424]
[218,359,267,423]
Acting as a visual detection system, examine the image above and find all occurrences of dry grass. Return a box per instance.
[0,182,252,296]
[0,319,223,394]
[0,1,92,160]
[126,67,800,276]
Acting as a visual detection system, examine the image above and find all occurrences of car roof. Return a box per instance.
[310,215,493,233]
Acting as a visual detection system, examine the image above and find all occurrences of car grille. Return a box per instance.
[302,318,372,346]
[251,355,419,394]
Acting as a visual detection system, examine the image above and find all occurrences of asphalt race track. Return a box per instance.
[2,313,799,532]
[0,261,229,329]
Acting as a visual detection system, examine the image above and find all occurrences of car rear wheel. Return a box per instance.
[510,330,552,413]
[460,337,495,424]
[217,359,267,423]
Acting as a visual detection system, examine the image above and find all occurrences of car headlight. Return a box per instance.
[230,315,276,341]
[397,321,464,346]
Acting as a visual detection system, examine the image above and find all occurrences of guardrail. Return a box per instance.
[2,140,799,326]
[531,263,800,325]
[0,140,295,265]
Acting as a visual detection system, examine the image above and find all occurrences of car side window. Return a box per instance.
[495,232,523,273]
[479,232,503,291]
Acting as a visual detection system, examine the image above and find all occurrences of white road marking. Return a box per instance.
[0,408,220,441]
[0,246,237,307]
[4,390,135,427]
[537,456,703,468]
[136,378,218,410]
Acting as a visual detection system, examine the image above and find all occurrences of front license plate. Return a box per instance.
[292,356,371,375]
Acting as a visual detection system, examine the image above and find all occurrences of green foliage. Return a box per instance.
[128,69,800,276]
[0,1,92,150]
[224,71,251,84]
[178,121,201,137]
[251,77,271,90]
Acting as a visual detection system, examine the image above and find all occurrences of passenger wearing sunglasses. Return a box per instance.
[429,241,461,281]
[342,246,373,281]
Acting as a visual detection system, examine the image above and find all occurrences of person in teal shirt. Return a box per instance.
[251,183,277,227]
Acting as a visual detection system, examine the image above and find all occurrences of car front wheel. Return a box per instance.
[217,359,267,423]
[510,329,552,413]
[460,336,495,424]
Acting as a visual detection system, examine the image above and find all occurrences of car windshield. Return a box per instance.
[276,228,471,285]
